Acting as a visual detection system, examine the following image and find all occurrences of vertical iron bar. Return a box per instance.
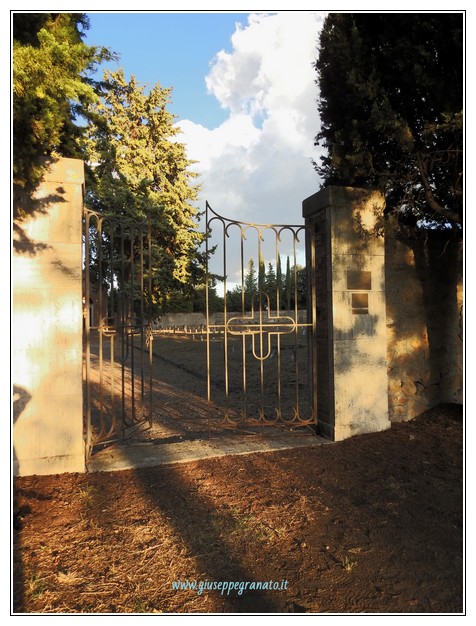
[120,223,126,423]
[275,230,282,418]
[148,215,153,424]
[109,219,114,327]
[258,228,265,432]
[205,202,211,436]
[130,225,136,423]
[98,216,104,435]
[310,224,318,426]
[84,209,92,458]
[293,230,300,419]
[223,218,229,420]
[240,228,247,421]
[140,222,145,400]
[110,333,115,434]
[205,202,211,434]
[109,220,116,433]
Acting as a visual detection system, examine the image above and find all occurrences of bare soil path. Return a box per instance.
[13,403,463,614]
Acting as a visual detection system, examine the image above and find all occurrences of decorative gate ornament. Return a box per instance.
[205,202,317,432]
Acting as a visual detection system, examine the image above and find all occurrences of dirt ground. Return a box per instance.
[86,331,315,447]
[13,403,463,614]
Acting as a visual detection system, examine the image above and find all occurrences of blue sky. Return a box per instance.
[81,11,325,226]
[81,10,326,283]
[85,12,251,129]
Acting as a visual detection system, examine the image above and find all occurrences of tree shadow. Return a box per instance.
[13,171,67,256]
[386,226,463,420]
[143,464,282,612]
[12,384,33,613]
[81,346,300,612]
[12,402,462,613]
[12,222,50,257]
[80,460,286,613]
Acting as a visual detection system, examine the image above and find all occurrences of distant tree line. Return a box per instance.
[225,257,308,312]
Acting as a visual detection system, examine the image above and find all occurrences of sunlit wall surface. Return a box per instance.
[13,158,85,476]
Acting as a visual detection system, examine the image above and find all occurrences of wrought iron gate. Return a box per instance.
[83,208,154,459]
[205,202,317,432]
[83,203,317,457]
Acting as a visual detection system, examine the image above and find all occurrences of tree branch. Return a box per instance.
[415,151,461,225]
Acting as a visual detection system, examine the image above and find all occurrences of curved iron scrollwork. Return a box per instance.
[205,202,317,432]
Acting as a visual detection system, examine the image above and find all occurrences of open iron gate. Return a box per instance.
[83,203,317,458]
[83,208,154,459]
[205,202,317,432]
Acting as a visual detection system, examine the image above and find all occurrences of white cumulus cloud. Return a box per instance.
[178,11,326,225]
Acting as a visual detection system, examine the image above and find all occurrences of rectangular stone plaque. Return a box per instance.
[351,292,369,314]
[347,270,372,291]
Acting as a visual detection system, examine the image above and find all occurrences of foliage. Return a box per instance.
[265,262,277,310]
[284,256,292,310]
[314,13,463,231]
[83,69,203,315]
[14,14,208,314]
[13,13,113,207]
[244,258,258,307]
[226,257,307,312]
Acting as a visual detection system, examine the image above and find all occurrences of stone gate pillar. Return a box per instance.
[13,158,85,475]
[303,186,390,441]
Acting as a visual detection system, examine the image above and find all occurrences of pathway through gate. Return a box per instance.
[83,204,317,461]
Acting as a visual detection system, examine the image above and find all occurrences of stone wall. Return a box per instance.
[12,165,463,477]
[156,312,208,328]
[302,186,463,437]
[155,310,308,328]
[13,158,85,476]
[385,229,463,421]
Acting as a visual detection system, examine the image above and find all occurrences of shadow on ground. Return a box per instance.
[13,404,463,614]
